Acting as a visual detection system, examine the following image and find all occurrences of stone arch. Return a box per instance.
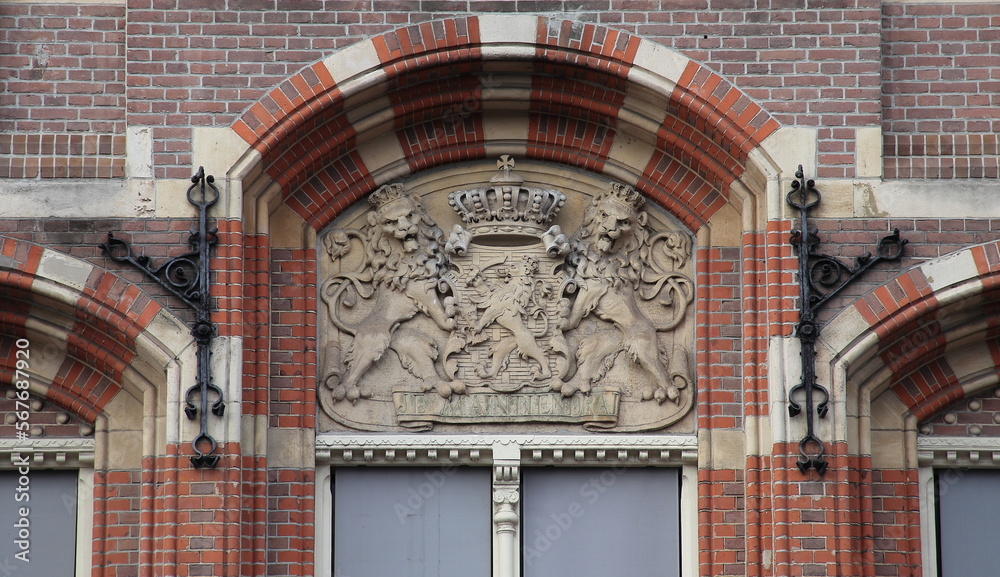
[220,13,797,443]
[229,14,782,234]
[0,236,199,571]
[0,236,194,460]
[814,240,1000,574]
[215,17,796,577]
[821,239,1000,453]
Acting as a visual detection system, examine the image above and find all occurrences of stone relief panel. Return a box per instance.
[318,157,695,432]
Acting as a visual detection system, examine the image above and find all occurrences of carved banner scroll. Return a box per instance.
[318,157,695,433]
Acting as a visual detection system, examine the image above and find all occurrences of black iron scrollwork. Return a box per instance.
[786,165,906,475]
[101,167,223,468]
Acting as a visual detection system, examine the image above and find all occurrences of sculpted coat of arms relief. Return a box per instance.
[318,157,695,432]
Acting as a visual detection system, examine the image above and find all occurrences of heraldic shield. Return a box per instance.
[318,157,695,433]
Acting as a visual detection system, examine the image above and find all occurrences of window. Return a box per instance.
[0,469,83,575]
[0,438,94,577]
[316,435,697,577]
[332,467,492,577]
[917,436,1000,577]
[521,467,680,577]
[935,469,1000,577]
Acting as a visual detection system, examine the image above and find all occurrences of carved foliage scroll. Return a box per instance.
[318,158,695,432]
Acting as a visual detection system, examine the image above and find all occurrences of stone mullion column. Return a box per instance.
[493,443,521,577]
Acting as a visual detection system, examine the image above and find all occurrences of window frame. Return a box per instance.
[0,437,94,577]
[315,433,698,577]
[917,435,1000,577]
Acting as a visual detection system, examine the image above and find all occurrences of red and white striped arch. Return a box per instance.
[0,237,186,428]
[824,240,1000,427]
[231,15,781,233]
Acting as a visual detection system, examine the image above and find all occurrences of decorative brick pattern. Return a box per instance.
[891,357,962,423]
[638,155,725,230]
[882,2,1000,179]
[526,19,634,174]
[288,153,376,234]
[0,133,126,179]
[884,134,1000,179]
[232,16,780,234]
[672,62,780,167]
[373,17,481,76]
[10,4,1000,577]
[389,64,488,173]
[920,385,1000,436]
[0,385,92,437]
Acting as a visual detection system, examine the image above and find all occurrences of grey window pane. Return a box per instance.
[334,467,491,577]
[937,468,1000,577]
[521,467,680,577]
[0,469,78,576]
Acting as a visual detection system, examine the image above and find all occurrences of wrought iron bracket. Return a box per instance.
[786,165,906,475]
[101,167,223,468]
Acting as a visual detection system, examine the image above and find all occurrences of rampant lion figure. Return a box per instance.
[559,182,694,403]
[470,256,553,381]
[320,184,462,408]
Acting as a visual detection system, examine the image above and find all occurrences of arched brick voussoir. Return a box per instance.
[231,60,341,160]
[670,61,781,164]
[233,16,780,223]
[822,240,1000,421]
[0,239,194,380]
[825,242,1000,350]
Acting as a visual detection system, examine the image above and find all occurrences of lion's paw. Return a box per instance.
[642,385,679,404]
[554,382,577,397]
[332,384,373,405]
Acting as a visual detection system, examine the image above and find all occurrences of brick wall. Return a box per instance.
[5,1,998,180]
[697,245,745,430]
[6,2,1000,577]
[268,247,317,430]
[882,2,1000,178]
[122,0,880,178]
[869,469,922,577]
[0,3,126,178]
[6,1,996,180]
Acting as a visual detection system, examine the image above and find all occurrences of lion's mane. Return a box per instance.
[366,201,447,291]
[571,200,651,290]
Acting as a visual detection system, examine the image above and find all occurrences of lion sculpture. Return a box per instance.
[559,182,694,403]
[320,184,462,408]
